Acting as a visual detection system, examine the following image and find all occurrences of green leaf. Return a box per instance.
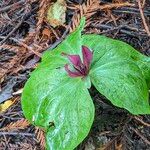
[22,18,150,150]
[82,34,150,114]
[22,66,94,150]
[82,34,150,87]
[137,57,150,88]
[22,18,94,150]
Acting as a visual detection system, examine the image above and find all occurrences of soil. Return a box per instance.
[0,0,150,150]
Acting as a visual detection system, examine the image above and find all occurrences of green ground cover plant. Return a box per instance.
[21,18,150,150]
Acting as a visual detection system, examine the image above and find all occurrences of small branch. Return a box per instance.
[99,2,135,10]
[12,38,42,58]
[34,0,49,42]
[0,0,25,13]
[137,0,150,36]
[90,24,145,37]
[113,7,150,16]
[142,0,146,8]
[0,6,38,44]
[47,25,69,51]
[70,1,134,32]
[0,36,41,57]
[131,127,150,145]
[0,132,34,137]
[0,17,25,44]
[99,131,111,136]
[133,116,150,127]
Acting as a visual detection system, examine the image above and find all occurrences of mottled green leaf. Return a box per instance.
[22,66,94,150]
[22,19,150,150]
[22,18,95,150]
[82,34,150,114]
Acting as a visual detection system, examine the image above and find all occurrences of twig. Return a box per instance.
[0,44,19,52]
[0,0,25,13]
[70,1,134,32]
[34,0,49,42]
[113,7,150,16]
[13,88,23,96]
[99,131,111,136]
[133,116,150,127]
[12,38,42,57]
[0,16,25,44]
[0,36,41,57]
[99,2,134,10]
[0,5,38,44]
[46,25,69,51]
[0,132,34,137]
[70,0,99,32]
[142,0,146,8]
[46,25,60,40]
[98,136,120,150]
[90,23,146,37]
[131,127,150,145]
[137,0,150,36]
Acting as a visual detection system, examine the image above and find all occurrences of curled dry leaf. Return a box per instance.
[46,0,66,27]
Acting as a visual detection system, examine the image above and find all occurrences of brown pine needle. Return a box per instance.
[70,1,134,32]
[134,116,150,127]
[137,0,150,36]
[35,0,50,42]
[131,127,150,145]
[12,38,42,58]
[99,2,134,10]
[0,119,30,131]
[35,127,45,150]
[70,0,99,32]
[142,0,146,8]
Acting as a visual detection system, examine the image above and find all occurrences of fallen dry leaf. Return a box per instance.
[46,0,66,27]
[42,28,51,38]
[0,99,14,112]
[0,96,19,112]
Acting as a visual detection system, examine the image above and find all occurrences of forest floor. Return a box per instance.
[0,0,150,149]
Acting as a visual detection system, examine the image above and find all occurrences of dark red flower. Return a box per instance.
[62,46,93,78]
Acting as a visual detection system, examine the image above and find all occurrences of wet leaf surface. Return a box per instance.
[0,0,150,149]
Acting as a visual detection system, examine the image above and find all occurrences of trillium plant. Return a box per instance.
[21,18,150,150]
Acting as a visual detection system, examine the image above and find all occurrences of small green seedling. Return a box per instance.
[21,18,150,150]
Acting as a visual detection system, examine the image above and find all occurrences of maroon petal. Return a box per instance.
[82,46,93,69]
[65,64,83,77]
[62,52,82,68]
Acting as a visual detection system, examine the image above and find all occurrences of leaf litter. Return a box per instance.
[0,0,150,149]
